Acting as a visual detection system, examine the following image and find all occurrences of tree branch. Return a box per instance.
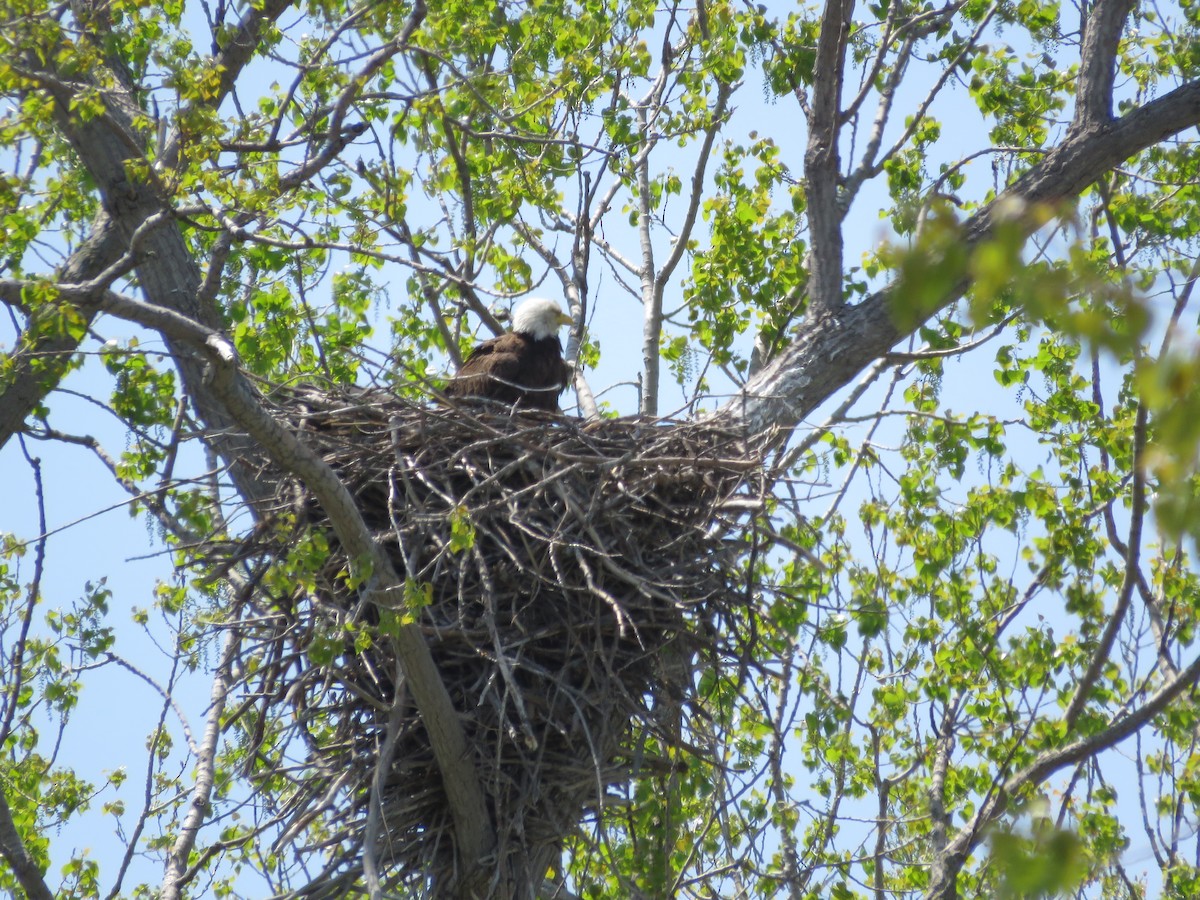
[927,700,959,896]
[804,0,855,317]
[924,646,1200,899]
[0,216,125,449]
[1073,0,1136,132]
[161,619,243,899]
[0,440,55,898]
[844,2,998,197]
[1063,402,1148,727]
[635,101,665,415]
[0,790,54,900]
[717,77,1200,436]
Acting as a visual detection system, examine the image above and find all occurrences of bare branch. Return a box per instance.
[925,648,1200,899]
[635,103,665,416]
[844,2,999,199]
[1063,402,1148,727]
[0,441,46,745]
[161,619,244,899]
[1073,0,1137,132]
[106,639,181,900]
[804,0,855,318]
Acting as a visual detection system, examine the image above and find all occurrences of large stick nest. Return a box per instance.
[233,385,764,896]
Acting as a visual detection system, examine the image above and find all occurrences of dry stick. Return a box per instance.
[272,767,362,855]
[364,664,408,900]
[102,650,198,755]
[474,543,540,748]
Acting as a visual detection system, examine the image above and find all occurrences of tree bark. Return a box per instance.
[0,791,54,900]
[0,216,125,447]
[804,0,855,317]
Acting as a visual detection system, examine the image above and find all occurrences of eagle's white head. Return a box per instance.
[511,297,573,341]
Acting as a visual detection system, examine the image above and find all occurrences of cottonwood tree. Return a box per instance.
[2,0,1200,896]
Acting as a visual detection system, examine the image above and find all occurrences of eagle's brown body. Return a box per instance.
[445,298,573,412]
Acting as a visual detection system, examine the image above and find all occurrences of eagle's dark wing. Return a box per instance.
[445,333,569,412]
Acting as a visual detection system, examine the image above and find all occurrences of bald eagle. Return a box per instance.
[445,297,574,412]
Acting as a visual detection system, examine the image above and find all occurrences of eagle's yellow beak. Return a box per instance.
[556,310,574,328]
